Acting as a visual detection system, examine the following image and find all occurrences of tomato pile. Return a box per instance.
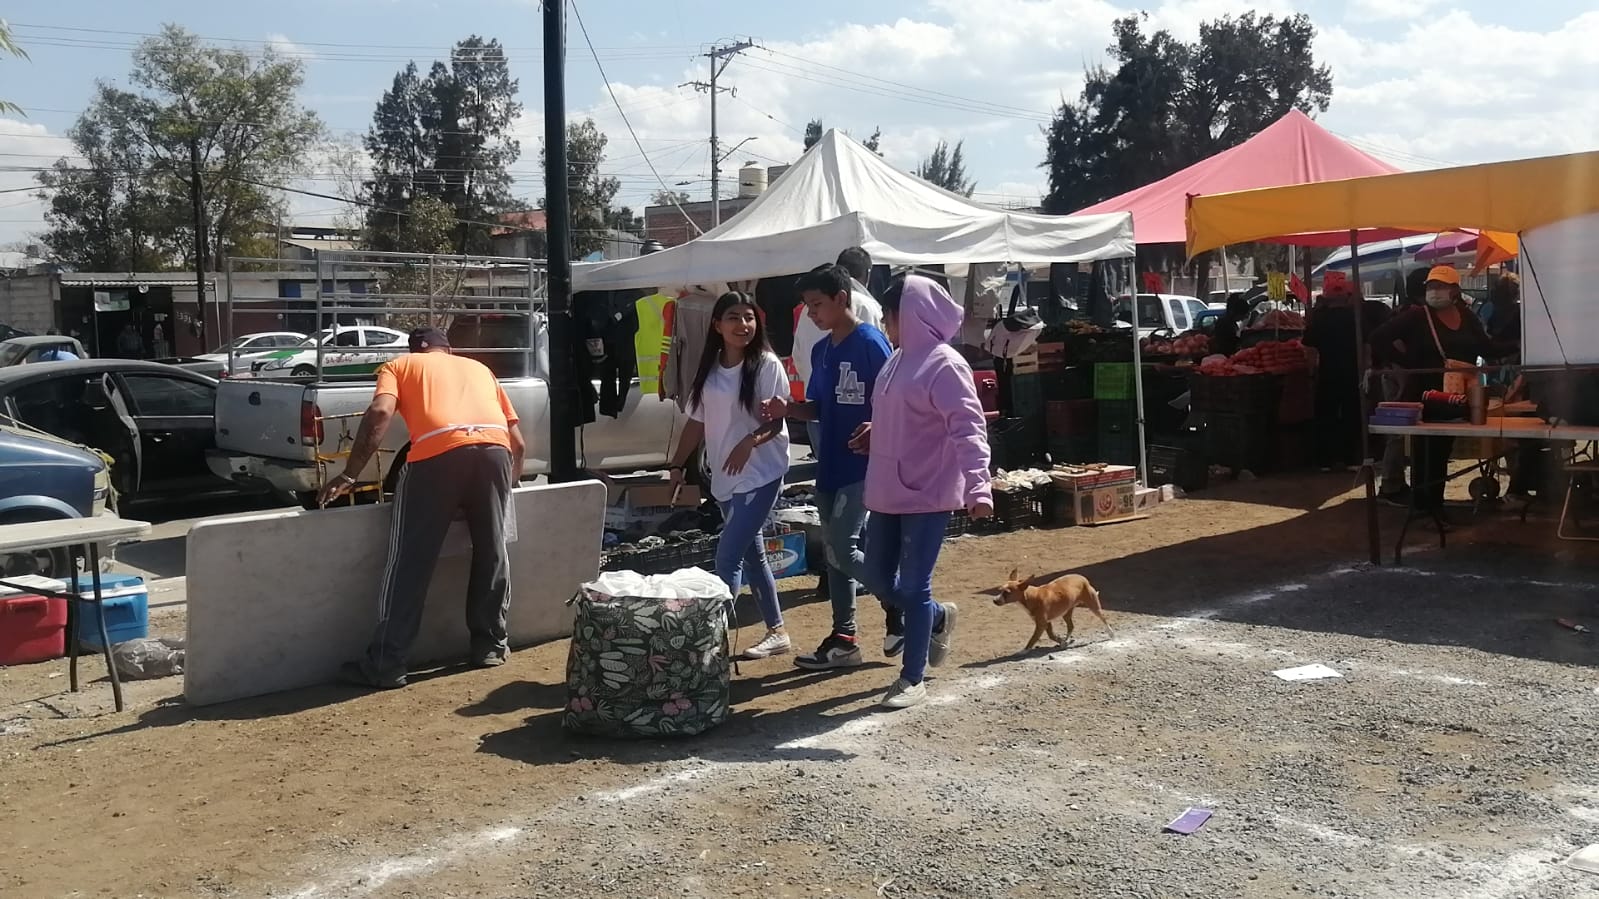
[1141,333,1211,357]
[1196,339,1312,376]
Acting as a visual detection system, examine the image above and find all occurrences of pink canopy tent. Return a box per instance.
[1074,109,1403,246]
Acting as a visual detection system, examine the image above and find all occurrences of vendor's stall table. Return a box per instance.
[1367,419,1599,562]
[0,517,152,712]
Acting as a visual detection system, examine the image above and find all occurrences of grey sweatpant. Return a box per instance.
[362,443,513,681]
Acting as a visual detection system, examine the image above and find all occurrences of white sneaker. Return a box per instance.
[880,678,926,709]
[739,629,792,660]
[928,602,958,668]
[883,632,905,657]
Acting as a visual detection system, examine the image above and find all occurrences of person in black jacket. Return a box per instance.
[1367,266,1517,513]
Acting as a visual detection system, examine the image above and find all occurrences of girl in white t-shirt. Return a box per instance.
[668,292,793,659]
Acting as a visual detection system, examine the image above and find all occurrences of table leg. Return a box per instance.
[1363,462,1381,565]
[67,546,80,694]
[88,543,124,713]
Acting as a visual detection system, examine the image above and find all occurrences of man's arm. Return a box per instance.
[507,420,526,481]
[317,394,397,507]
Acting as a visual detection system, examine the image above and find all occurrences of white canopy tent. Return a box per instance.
[1522,209,1599,367]
[571,129,1134,292]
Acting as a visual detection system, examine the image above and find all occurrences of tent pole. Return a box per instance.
[1349,229,1381,565]
[1129,257,1148,486]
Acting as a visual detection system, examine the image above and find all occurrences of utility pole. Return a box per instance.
[188,137,209,351]
[684,40,752,228]
[542,0,579,482]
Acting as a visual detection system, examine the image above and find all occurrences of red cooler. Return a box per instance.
[0,594,69,665]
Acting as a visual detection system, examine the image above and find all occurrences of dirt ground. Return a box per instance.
[4,474,1599,898]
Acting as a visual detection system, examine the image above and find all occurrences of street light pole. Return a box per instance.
[543,0,579,482]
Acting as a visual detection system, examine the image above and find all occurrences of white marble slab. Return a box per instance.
[183,481,603,706]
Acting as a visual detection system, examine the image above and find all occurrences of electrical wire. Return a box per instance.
[568,0,702,237]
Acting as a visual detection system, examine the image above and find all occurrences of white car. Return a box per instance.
[1114,293,1211,338]
[197,332,307,374]
[249,326,409,379]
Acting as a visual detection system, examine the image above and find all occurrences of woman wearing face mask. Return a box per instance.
[1367,265,1517,515]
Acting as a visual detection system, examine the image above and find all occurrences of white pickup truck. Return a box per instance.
[206,313,688,506]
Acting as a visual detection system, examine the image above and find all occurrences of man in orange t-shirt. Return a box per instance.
[318,327,525,689]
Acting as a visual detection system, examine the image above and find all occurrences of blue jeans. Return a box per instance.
[818,482,871,635]
[716,477,784,629]
[864,511,950,685]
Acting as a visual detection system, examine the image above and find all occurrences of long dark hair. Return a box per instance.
[689,291,772,416]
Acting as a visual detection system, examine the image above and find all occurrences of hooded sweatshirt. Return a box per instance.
[864,275,993,516]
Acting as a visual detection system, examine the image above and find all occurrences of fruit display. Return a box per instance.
[1248,309,1305,330]
[1141,332,1210,357]
[1196,339,1312,376]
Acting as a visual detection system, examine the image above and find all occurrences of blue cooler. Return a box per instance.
[67,573,149,651]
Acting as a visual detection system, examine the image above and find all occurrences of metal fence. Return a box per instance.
[223,250,549,378]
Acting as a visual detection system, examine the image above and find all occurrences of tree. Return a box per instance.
[36,25,323,270]
[916,139,975,196]
[362,37,522,255]
[863,127,882,155]
[0,19,28,116]
[539,118,619,258]
[1042,12,1331,215]
[606,206,642,234]
[649,188,691,208]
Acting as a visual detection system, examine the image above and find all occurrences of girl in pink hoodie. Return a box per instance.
[853,274,993,708]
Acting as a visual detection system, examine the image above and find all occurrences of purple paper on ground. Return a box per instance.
[1164,807,1213,834]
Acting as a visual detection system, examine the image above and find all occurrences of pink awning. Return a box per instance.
[1074,109,1402,245]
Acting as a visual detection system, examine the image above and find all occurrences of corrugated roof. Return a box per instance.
[59,275,209,288]
[280,238,357,252]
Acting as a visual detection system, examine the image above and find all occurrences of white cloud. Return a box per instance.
[265,33,310,59]
[0,118,71,247]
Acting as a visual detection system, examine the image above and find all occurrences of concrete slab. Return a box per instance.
[183,481,604,706]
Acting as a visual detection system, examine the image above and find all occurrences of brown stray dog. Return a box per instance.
[992,570,1114,651]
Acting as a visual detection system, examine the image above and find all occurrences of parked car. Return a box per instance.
[248,326,409,379]
[0,421,113,578]
[1114,293,1211,338]
[0,334,88,365]
[196,331,307,375]
[208,312,688,507]
[0,359,263,507]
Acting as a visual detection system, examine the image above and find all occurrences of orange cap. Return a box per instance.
[1426,265,1461,286]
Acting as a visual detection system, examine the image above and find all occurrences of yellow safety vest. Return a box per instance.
[635,293,670,392]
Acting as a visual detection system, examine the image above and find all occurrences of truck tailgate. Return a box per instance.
[214,380,313,461]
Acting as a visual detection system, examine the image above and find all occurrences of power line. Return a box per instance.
[762,46,1052,120]
[568,0,701,237]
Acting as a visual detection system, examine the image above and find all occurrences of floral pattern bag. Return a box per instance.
[564,581,731,738]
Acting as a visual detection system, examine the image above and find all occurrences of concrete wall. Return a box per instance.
[183,481,604,706]
[0,274,57,333]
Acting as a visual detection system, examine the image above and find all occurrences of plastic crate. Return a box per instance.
[992,486,1047,531]
[1093,363,1136,400]
[1277,371,1315,425]
[1009,371,1045,418]
[1147,444,1208,492]
[945,509,972,538]
[1202,412,1273,472]
[1097,400,1140,466]
[1036,342,1066,371]
[1045,399,1098,437]
[1189,373,1281,415]
[1041,366,1094,401]
[1047,435,1098,465]
[988,416,1041,471]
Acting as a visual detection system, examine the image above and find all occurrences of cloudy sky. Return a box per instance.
[0,0,1594,248]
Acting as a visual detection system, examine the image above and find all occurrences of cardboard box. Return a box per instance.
[764,530,806,579]
[1050,464,1137,491]
[1060,483,1136,525]
[603,477,701,532]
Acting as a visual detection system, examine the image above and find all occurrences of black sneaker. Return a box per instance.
[884,607,905,658]
[1379,488,1413,508]
[794,633,865,670]
[338,661,406,690]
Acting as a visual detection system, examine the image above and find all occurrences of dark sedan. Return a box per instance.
[0,359,261,507]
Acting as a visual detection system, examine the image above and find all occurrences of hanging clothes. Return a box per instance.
[634,293,671,395]
[575,289,639,420]
[661,291,716,410]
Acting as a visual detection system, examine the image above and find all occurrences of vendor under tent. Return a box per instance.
[1185,148,1599,561]
[574,128,1148,480]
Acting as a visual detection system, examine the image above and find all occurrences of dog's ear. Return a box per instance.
[1008,567,1019,582]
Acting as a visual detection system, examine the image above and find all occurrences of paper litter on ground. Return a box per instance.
[1565,844,1599,875]
[1271,663,1343,682]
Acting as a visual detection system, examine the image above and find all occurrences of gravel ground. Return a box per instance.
[4,474,1599,899]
